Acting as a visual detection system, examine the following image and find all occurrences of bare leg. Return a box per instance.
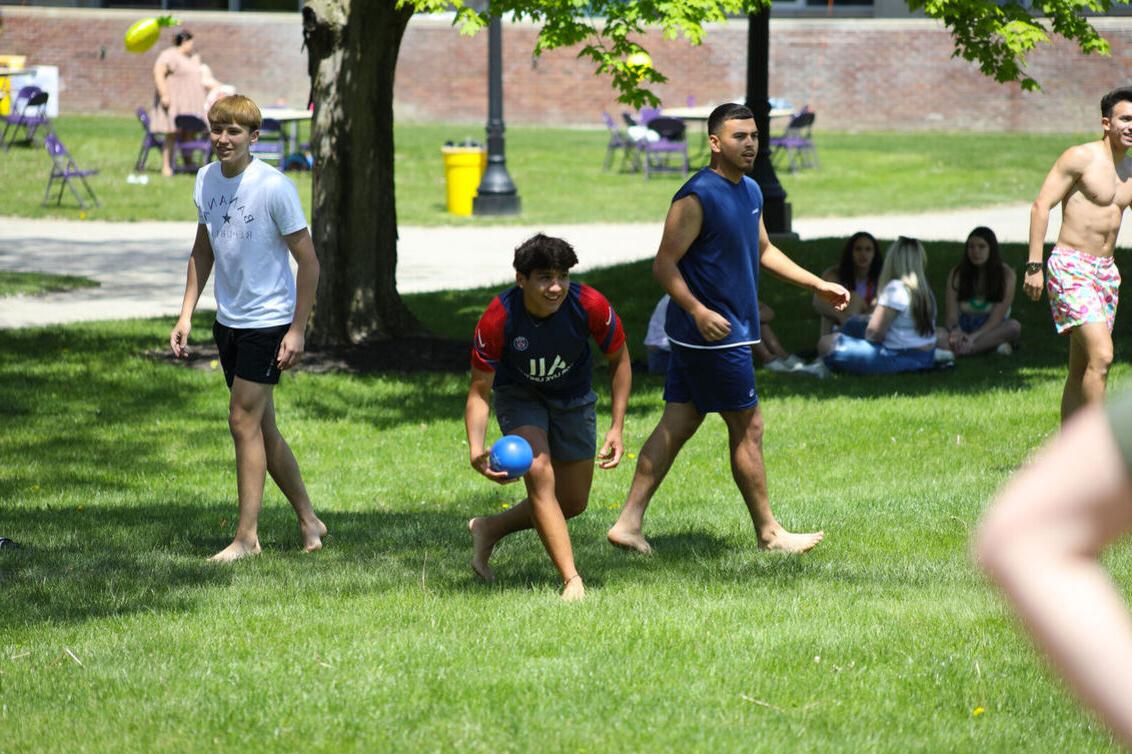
[467,427,595,600]
[1062,322,1113,424]
[721,406,823,553]
[161,134,175,177]
[976,406,1132,747]
[757,322,790,362]
[608,402,704,554]
[211,378,271,562]
[963,319,1023,355]
[261,398,325,552]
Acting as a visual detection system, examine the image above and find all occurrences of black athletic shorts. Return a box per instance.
[212,321,291,389]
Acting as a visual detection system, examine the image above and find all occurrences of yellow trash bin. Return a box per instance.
[441,145,486,217]
[0,55,27,117]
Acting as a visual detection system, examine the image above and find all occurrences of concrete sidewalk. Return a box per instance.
[0,203,1101,329]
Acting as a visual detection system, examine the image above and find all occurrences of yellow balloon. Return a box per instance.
[626,52,653,81]
[124,16,179,54]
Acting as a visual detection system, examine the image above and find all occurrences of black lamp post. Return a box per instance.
[473,12,521,215]
[746,7,791,235]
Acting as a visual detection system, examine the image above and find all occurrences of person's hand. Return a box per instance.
[160,94,171,109]
[276,328,305,370]
[955,333,976,355]
[693,307,731,341]
[597,429,624,469]
[816,281,851,312]
[947,329,962,350]
[170,317,191,358]
[1024,269,1044,301]
[470,449,518,485]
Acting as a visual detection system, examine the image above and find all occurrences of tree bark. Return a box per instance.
[302,0,423,346]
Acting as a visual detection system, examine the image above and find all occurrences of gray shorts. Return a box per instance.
[1106,388,1132,474]
[493,385,597,462]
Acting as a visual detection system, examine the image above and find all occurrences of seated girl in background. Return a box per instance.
[938,226,1021,356]
[645,296,817,376]
[817,236,941,375]
[813,231,883,336]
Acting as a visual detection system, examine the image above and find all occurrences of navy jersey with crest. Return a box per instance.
[664,167,763,349]
[471,282,626,401]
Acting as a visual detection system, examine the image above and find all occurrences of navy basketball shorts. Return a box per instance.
[493,385,597,462]
[664,343,758,414]
[212,321,291,389]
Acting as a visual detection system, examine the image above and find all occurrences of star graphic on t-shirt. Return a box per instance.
[222,212,232,224]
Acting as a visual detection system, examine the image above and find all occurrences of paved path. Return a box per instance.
[0,203,1110,329]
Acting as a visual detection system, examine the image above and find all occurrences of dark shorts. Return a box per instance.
[959,312,990,333]
[212,321,290,389]
[664,343,757,414]
[493,385,597,462]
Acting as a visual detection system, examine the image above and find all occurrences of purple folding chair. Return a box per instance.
[173,114,212,173]
[638,116,689,180]
[769,109,818,172]
[43,133,99,209]
[134,107,164,172]
[2,86,51,151]
[601,111,638,172]
[249,117,284,165]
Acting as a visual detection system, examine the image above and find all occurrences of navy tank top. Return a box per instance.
[664,168,763,349]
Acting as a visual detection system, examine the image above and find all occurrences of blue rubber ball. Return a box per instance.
[490,435,533,478]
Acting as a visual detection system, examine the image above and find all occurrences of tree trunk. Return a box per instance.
[302,0,423,346]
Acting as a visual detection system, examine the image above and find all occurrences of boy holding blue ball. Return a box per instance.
[464,234,632,602]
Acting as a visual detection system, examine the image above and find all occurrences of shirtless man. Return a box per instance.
[1027,87,1132,422]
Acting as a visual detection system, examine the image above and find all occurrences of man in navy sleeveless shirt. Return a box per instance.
[608,103,849,557]
[465,234,631,602]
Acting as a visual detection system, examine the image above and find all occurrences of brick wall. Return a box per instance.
[2,7,1130,132]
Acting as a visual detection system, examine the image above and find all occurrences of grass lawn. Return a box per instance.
[0,270,99,296]
[2,239,1129,752]
[0,115,1088,224]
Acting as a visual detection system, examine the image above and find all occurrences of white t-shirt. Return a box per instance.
[877,279,936,350]
[644,295,671,350]
[194,158,307,328]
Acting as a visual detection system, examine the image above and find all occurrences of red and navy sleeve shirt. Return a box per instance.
[470,282,626,401]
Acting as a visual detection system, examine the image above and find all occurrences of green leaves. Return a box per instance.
[911,0,1113,91]
[418,0,1120,100]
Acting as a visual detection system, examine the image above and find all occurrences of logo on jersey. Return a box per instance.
[512,336,529,352]
[528,355,570,381]
[475,329,487,349]
[605,307,613,326]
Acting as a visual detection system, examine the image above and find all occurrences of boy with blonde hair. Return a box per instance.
[170,95,325,561]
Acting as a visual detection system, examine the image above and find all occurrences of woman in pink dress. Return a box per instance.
[151,30,210,177]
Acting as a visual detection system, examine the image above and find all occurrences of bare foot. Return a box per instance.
[301,517,327,553]
[561,575,585,603]
[209,537,261,563]
[607,524,653,555]
[468,517,496,582]
[758,527,824,554]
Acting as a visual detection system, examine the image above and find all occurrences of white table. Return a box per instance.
[259,106,312,161]
[661,105,795,158]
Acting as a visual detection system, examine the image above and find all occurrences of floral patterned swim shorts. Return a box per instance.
[1046,246,1120,334]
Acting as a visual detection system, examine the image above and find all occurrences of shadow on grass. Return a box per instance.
[0,496,854,630]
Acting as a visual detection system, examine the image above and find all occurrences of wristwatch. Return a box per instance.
[1025,261,1044,274]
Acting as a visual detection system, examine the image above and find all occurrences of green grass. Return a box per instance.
[0,115,1089,223]
[2,239,1129,752]
[0,270,99,296]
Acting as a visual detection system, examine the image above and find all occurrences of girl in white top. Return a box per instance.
[817,237,941,375]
